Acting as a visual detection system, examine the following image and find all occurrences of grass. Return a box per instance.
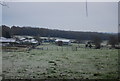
[2,43,119,79]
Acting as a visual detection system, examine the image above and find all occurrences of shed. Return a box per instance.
[55,39,71,46]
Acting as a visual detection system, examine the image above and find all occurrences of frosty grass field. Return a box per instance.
[2,43,119,79]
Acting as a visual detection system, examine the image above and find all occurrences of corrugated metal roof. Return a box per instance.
[55,39,70,42]
[0,38,16,43]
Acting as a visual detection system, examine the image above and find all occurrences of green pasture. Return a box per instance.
[2,43,119,79]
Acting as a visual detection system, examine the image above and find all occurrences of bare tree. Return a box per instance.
[108,35,118,48]
[92,36,102,49]
[0,1,9,8]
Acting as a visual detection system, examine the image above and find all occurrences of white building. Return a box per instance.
[0,37,16,46]
[0,37,16,43]
[55,39,71,45]
[23,38,38,44]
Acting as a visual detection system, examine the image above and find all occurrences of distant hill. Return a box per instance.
[1,25,118,40]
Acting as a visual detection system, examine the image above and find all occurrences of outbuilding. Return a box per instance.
[0,37,16,46]
[55,39,71,46]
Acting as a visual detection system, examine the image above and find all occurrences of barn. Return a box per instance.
[0,37,16,46]
[55,39,71,46]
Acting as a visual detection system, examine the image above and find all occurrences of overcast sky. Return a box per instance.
[2,2,118,33]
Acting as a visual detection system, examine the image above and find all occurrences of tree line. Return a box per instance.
[1,25,118,40]
[1,25,119,49]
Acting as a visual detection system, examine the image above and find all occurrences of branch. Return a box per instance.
[0,1,9,8]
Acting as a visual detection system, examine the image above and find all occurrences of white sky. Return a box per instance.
[1,1,119,33]
[2,0,120,2]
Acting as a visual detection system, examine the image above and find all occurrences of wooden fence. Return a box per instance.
[35,46,78,51]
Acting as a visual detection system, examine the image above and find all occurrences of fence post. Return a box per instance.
[61,47,63,51]
[76,47,77,51]
[47,47,48,50]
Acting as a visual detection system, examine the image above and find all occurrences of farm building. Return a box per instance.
[55,39,71,46]
[40,37,56,43]
[0,37,16,46]
[22,39,38,44]
[13,36,38,45]
[0,36,39,47]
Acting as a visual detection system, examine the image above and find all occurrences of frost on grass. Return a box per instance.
[2,44,119,79]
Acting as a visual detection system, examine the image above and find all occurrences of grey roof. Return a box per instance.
[0,37,16,43]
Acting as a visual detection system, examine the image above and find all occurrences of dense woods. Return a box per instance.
[1,25,118,41]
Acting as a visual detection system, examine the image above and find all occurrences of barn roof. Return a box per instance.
[55,39,70,42]
[0,37,16,43]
